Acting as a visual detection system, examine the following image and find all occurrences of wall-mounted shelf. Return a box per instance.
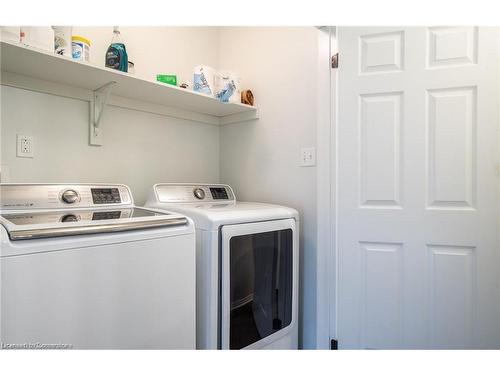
[0,41,258,129]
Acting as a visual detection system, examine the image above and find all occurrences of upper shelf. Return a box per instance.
[0,41,257,123]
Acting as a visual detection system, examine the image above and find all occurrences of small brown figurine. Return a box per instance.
[241,90,254,106]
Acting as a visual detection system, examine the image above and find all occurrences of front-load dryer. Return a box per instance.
[0,183,196,349]
[145,183,299,350]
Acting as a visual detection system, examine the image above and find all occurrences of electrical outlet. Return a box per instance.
[300,147,316,167]
[16,135,34,158]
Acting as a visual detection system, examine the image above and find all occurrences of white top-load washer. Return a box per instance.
[145,183,299,350]
[0,183,196,349]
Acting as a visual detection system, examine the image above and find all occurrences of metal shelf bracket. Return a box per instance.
[90,81,116,146]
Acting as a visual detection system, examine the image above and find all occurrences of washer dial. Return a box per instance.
[61,189,80,204]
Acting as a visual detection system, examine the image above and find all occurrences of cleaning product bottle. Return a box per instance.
[105,26,128,72]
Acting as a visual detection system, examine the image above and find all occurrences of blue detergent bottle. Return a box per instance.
[105,26,128,72]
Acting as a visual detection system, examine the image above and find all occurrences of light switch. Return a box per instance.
[300,147,316,167]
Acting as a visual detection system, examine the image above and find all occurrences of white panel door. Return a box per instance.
[337,27,499,349]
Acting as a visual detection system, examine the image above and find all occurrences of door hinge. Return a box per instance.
[330,339,338,350]
[331,53,338,69]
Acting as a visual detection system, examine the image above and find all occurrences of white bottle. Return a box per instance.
[20,27,54,52]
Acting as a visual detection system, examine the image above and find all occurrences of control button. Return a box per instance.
[193,188,205,200]
[61,189,80,204]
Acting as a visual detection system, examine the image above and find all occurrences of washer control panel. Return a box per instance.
[0,184,133,210]
[155,184,235,203]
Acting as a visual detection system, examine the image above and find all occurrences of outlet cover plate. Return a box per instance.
[16,134,34,158]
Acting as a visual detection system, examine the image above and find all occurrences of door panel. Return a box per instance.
[428,245,475,349]
[337,26,499,349]
[360,241,403,349]
[359,92,403,208]
[427,27,477,68]
[426,87,476,209]
[359,31,404,74]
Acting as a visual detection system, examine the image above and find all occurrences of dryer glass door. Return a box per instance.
[220,218,296,349]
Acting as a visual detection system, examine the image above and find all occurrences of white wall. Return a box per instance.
[72,26,220,85]
[1,27,221,204]
[218,27,320,348]
[1,85,220,203]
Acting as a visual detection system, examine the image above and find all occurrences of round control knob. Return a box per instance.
[61,189,80,204]
[193,188,205,200]
[61,214,79,222]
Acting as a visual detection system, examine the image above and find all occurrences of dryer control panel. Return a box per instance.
[154,184,235,204]
[0,184,133,210]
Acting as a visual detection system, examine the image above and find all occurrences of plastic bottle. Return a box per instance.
[105,26,128,72]
[53,26,73,57]
[20,27,54,52]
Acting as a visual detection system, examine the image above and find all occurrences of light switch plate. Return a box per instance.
[300,147,316,167]
[17,134,34,158]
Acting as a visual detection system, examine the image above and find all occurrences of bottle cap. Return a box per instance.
[72,35,91,46]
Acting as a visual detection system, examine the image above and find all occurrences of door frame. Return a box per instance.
[315,25,338,349]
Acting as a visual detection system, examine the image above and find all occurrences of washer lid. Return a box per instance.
[0,207,188,240]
